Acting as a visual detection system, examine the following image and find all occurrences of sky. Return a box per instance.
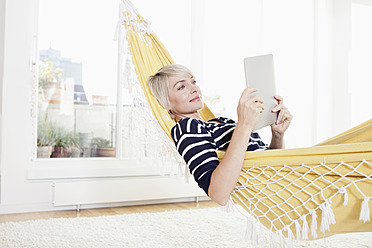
[38,0,119,103]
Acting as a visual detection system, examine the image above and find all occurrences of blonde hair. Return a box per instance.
[148,64,195,119]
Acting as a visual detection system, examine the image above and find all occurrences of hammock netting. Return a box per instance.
[116,1,372,247]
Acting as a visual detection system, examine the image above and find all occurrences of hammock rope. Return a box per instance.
[233,159,372,239]
[116,1,372,247]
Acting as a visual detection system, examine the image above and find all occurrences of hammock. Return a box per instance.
[117,1,372,246]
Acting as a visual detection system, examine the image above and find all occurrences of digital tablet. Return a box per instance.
[244,54,278,131]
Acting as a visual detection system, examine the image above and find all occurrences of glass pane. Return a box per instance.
[202,0,314,148]
[36,0,118,158]
[349,3,372,127]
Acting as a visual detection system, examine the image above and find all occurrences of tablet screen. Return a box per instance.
[244,54,278,131]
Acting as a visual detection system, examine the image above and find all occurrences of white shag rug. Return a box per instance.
[1,207,371,248]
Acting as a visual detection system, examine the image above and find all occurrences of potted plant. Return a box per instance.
[37,120,57,158]
[63,131,81,157]
[38,59,64,104]
[91,137,116,157]
[51,127,80,158]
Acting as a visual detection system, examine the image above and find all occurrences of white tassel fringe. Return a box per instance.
[320,199,336,234]
[339,186,349,206]
[295,219,302,241]
[310,209,318,238]
[285,226,294,248]
[223,197,234,213]
[301,214,309,240]
[360,197,371,223]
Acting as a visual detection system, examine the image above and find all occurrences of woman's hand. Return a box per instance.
[237,87,264,130]
[270,95,292,136]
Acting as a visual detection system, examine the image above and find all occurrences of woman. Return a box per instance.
[148,64,292,206]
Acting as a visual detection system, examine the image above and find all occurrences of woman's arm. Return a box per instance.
[208,123,254,205]
[269,132,285,149]
[208,87,263,206]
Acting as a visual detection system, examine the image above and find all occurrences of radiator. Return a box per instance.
[53,177,206,207]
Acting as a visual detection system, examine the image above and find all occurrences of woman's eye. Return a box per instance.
[192,80,197,84]
[178,85,185,90]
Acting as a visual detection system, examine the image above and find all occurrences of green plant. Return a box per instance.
[91,137,112,148]
[39,59,63,87]
[38,59,63,88]
[37,119,57,147]
[54,126,80,149]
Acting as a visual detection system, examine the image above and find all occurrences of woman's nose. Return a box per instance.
[190,84,197,93]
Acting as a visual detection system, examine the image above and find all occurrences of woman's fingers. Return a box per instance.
[272,104,283,113]
[240,87,258,101]
[276,109,284,124]
[272,95,284,113]
[276,108,293,125]
[249,95,264,104]
[274,95,283,103]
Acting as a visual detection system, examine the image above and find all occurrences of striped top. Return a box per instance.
[171,117,268,196]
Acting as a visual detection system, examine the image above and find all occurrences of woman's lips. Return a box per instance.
[189,96,200,102]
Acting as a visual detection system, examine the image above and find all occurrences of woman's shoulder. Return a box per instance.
[171,118,206,135]
[171,118,212,143]
[178,117,205,126]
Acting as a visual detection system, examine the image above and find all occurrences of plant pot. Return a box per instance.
[71,148,81,158]
[42,82,64,104]
[37,146,53,158]
[51,146,71,158]
[97,148,116,157]
[79,132,93,147]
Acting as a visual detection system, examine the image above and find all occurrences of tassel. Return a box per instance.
[279,230,285,248]
[320,199,336,234]
[184,163,190,184]
[223,197,234,213]
[269,231,277,248]
[252,220,258,247]
[310,209,318,238]
[339,186,348,206]
[176,163,182,179]
[114,17,124,41]
[245,217,253,241]
[295,219,302,241]
[359,197,371,223]
[285,226,294,248]
[320,202,328,233]
[301,215,309,240]
[257,223,263,248]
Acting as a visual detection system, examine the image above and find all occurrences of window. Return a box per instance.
[349,2,372,127]
[30,0,192,179]
[36,0,119,159]
[201,0,314,148]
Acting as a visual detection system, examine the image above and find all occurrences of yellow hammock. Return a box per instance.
[118,0,372,245]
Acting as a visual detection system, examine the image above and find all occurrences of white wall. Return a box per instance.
[0,0,6,176]
[0,0,52,210]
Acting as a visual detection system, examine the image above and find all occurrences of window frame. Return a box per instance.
[27,0,173,180]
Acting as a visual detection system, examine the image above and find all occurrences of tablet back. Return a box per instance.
[244,54,278,131]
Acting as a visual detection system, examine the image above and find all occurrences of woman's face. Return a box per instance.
[167,75,203,116]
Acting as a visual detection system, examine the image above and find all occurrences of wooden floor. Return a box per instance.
[0,200,219,224]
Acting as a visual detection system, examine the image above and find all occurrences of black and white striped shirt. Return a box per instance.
[171,117,268,195]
